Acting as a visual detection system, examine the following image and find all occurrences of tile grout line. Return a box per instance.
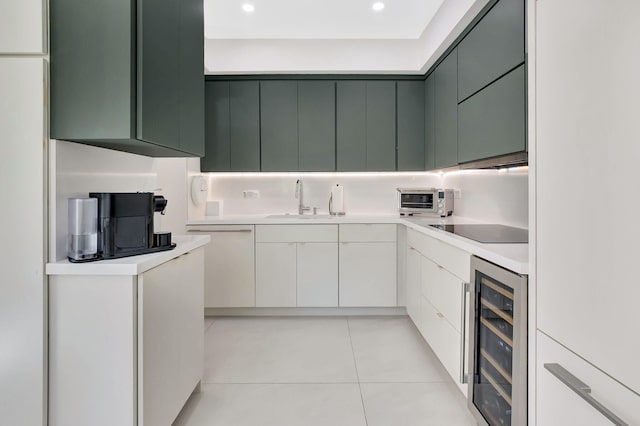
[346,317,369,426]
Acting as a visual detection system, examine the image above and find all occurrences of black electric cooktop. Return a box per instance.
[428,224,528,244]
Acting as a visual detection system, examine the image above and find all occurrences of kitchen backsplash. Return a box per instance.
[50,140,158,261]
[184,160,528,229]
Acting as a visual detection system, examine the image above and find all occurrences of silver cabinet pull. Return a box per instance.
[544,363,628,426]
[460,282,470,384]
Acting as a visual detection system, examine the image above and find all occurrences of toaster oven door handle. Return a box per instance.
[544,363,629,426]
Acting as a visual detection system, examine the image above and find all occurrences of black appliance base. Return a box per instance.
[68,243,176,263]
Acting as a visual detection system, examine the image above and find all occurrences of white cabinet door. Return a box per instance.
[339,242,397,307]
[536,0,640,394]
[191,227,255,308]
[406,246,422,328]
[139,249,204,426]
[297,243,338,307]
[0,0,45,53]
[256,243,297,307]
[536,331,640,426]
[421,257,463,333]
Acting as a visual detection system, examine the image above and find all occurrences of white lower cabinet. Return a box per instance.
[536,331,640,425]
[256,242,297,307]
[255,225,339,307]
[188,225,255,308]
[49,248,205,426]
[297,243,338,307]
[339,242,397,307]
[406,228,470,395]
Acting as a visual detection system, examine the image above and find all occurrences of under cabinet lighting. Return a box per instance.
[242,4,255,12]
[372,2,385,11]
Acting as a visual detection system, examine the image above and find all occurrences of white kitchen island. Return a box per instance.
[46,235,210,426]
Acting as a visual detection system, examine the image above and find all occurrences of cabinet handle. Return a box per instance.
[187,229,252,233]
[460,282,470,384]
[436,312,444,318]
[544,363,628,426]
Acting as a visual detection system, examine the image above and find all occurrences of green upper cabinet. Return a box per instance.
[434,49,459,169]
[298,81,336,171]
[457,0,525,102]
[50,0,204,157]
[397,81,425,171]
[336,81,367,171]
[202,81,260,172]
[424,74,436,171]
[367,81,397,171]
[202,81,230,172]
[260,81,299,172]
[458,64,526,163]
[336,81,397,171]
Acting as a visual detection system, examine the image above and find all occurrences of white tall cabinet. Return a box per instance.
[0,1,48,424]
[534,0,640,423]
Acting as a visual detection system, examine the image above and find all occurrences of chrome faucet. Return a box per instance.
[295,179,311,215]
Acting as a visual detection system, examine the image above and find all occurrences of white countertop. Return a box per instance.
[46,235,211,276]
[187,214,529,275]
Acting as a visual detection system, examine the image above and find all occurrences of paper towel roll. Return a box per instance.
[330,184,345,215]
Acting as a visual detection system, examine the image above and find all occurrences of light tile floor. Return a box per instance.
[174,316,475,426]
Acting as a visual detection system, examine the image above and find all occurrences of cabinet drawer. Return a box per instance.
[408,229,471,282]
[537,331,640,425]
[421,257,463,332]
[421,296,461,385]
[256,225,338,242]
[339,224,396,242]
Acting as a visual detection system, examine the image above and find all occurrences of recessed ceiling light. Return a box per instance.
[242,4,255,13]
[372,2,385,11]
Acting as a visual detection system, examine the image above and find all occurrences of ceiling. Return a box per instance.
[204,0,445,40]
[203,0,490,74]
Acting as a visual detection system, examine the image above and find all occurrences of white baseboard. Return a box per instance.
[204,307,407,317]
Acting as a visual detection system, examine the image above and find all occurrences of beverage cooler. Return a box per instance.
[468,256,528,425]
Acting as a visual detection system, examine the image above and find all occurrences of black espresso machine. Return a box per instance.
[67,192,175,262]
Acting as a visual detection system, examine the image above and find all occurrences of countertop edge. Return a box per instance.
[46,235,211,276]
[186,216,528,275]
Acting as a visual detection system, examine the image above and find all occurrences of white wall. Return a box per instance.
[176,160,528,227]
[442,167,528,228]
[50,141,158,262]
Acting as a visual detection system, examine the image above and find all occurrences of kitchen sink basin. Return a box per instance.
[266,214,333,219]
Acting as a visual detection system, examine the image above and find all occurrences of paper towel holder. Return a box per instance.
[329,184,346,216]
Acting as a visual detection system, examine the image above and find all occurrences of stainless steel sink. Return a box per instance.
[266,214,333,219]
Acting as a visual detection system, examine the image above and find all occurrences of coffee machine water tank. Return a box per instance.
[67,197,98,261]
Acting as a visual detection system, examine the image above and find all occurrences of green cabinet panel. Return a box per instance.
[202,81,260,172]
[458,64,526,163]
[424,74,436,171]
[260,81,299,171]
[138,0,181,148]
[178,0,205,156]
[336,81,367,171]
[50,0,204,157]
[202,82,231,172]
[457,0,525,101]
[298,81,336,171]
[434,49,459,169]
[229,81,260,171]
[366,81,396,171]
[397,81,425,171]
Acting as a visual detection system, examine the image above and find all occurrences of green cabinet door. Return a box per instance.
[458,64,526,163]
[424,73,436,171]
[298,81,336,171]
[202,81,230,172]
[138,0,181,148]
[229,81,260,171]
[336,81,367,171]
[178,0,205,156]
[434,49,459,169]
[397,80,425,171]
[260,81,299,171]
[457,0,525,101]
[366,81,396,171]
